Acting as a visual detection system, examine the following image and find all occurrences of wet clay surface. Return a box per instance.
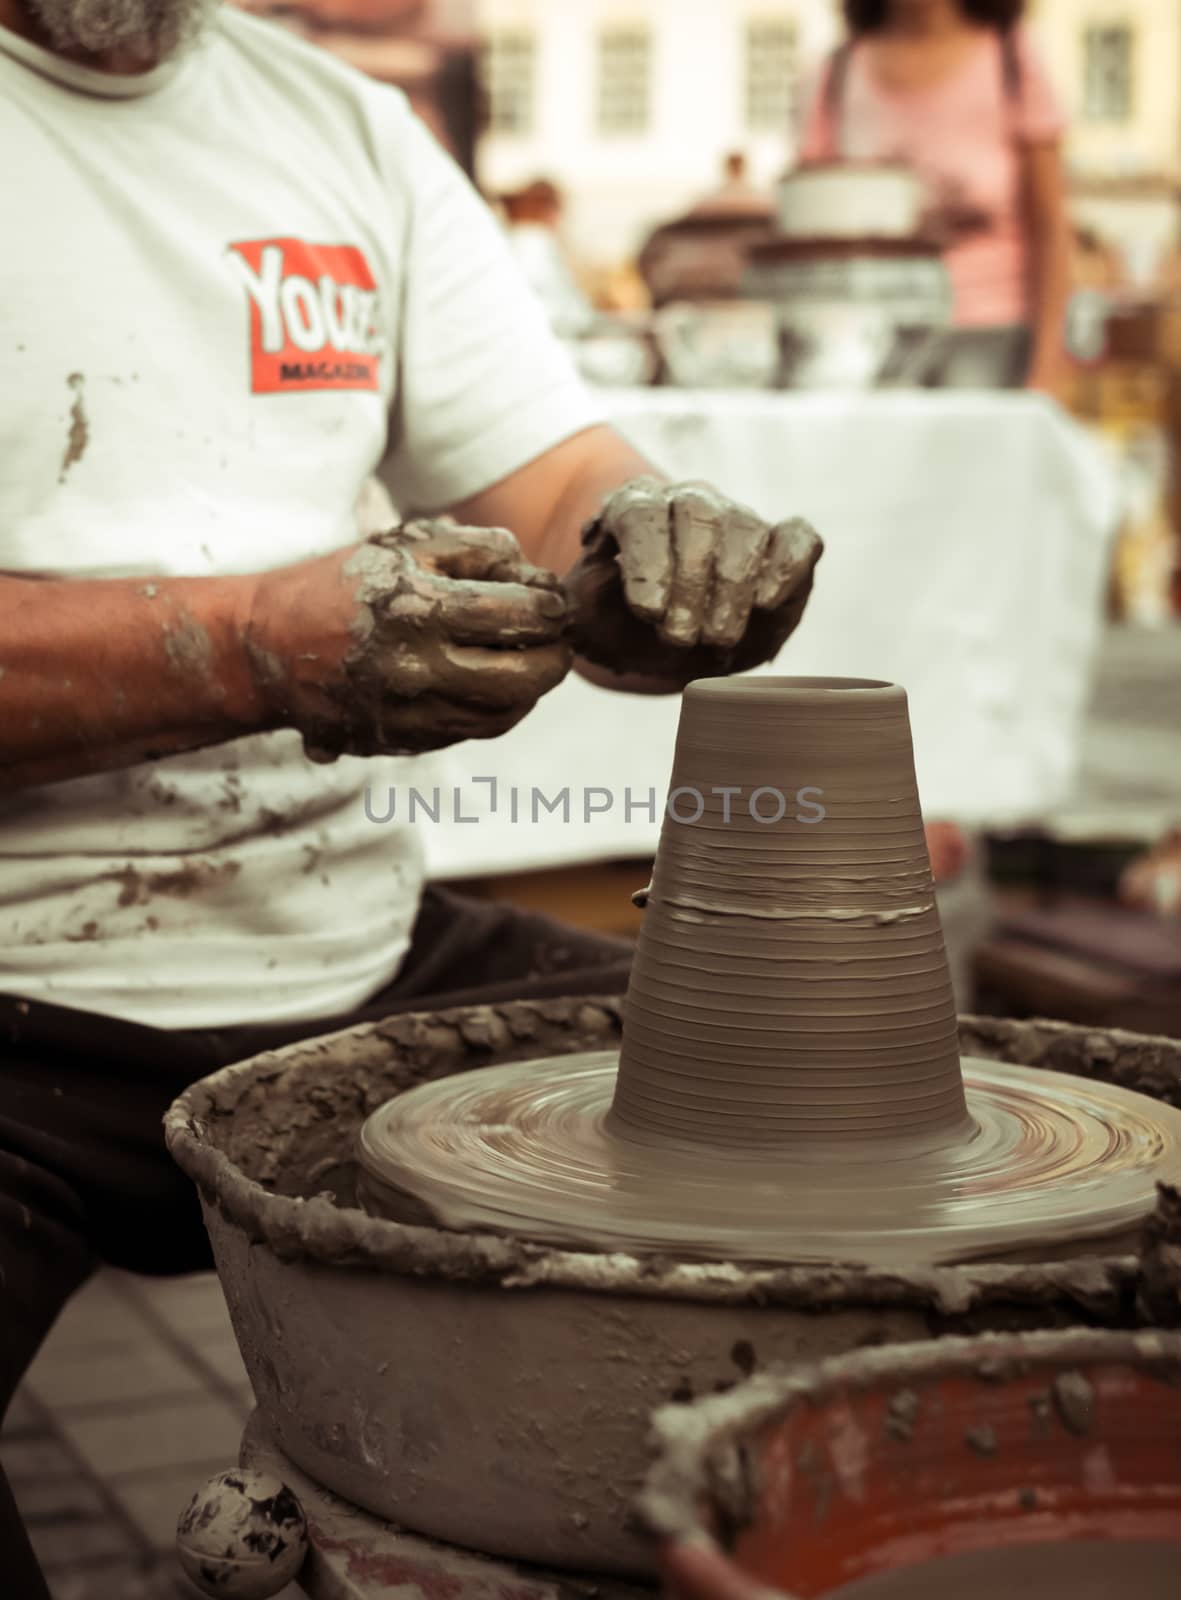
[612,679,967,1149]
[608,681,966,1158]
[165,999,1181,1304]
[355,1047,1181,1265]
[355,681,1181,1267]
[828,1541,1179,1598]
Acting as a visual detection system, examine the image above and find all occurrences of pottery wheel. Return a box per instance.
[356,1051,1181,1268]
[361,677,1181,1270]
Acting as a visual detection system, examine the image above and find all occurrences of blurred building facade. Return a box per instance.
[233,0,1181,291]
[475,0,1180,281]
[1036,0,1181,285]
[474,0,841,266]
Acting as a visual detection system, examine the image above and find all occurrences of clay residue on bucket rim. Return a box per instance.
[635,1327,1181,1546]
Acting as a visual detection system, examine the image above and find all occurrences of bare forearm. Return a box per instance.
[535,439,663,576]
[0,572,267,789]
[451,425,663,577]
[1029,223,1071,379]
[1023,144,1072,388]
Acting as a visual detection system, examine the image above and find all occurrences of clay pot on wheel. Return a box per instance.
[641,1328,1181,1600]
[358,678,1181,1267]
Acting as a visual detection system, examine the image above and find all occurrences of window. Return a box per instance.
[481,30,536,136]
[1082,24,1134,122]
[745,16,798,132]
[597,27,652,136]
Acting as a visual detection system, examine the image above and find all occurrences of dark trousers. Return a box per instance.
[0,888,633,1598]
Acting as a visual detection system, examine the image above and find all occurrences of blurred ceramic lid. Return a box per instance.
[778,161,925,241]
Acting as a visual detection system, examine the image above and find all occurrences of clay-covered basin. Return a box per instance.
[640,1328,1181,1599]
[165,1003,1181,1576]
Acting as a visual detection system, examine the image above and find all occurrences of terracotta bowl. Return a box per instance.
[640,1328,1181,1600]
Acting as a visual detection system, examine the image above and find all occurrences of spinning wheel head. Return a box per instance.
[357,1049,1181,1267]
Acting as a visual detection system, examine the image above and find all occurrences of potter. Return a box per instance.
[0,0,826,1583]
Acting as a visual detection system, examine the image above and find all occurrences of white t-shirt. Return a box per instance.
[0,6,605,1029]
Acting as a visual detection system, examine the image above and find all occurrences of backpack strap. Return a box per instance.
[822,42,854,158]
[1000,25,1022,105]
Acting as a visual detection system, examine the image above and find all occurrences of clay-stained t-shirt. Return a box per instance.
[0,7,605,1029]
[798,26,1065,328]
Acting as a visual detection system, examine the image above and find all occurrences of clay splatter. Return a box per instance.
[730,1339,757,1377]
[163,611,216,679]
[115,860,241,907]
[1052,1370,1094,1436]
[964,1423,998,1458]
[59,373,88,483]
[884,1388,920,1442]
[1027,1391,1053,1437]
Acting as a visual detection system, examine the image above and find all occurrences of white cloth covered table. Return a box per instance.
[406,390,1119,879]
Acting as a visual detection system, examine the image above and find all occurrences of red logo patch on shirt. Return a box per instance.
[228,238,385,394]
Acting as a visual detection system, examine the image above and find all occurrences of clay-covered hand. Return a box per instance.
[565,479,822,684]
[246,521,572,760]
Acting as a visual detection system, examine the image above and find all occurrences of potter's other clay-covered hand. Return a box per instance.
[567,480,822,683]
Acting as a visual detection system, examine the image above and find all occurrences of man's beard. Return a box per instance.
[25,0,215,60]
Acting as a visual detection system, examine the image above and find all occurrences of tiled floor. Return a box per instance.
[1,1268,288,1599]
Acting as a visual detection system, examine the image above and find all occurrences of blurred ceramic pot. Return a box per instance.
[564,319,659,387]
[654,301,781,389]
[743,238,952,390]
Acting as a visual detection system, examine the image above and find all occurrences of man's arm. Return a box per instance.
[450,424,656,578]
[0,528,569,791]
[0,571,268,789]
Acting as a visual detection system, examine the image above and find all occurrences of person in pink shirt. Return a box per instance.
[799,0,1072,391]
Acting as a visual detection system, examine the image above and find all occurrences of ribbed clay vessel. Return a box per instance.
[610,675,970,1154]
